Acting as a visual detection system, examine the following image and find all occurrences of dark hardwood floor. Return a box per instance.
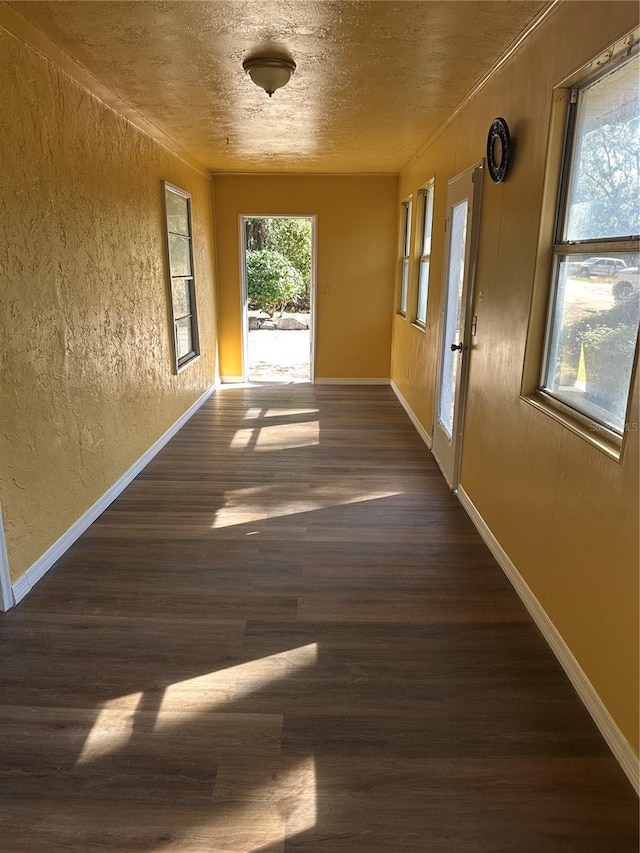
[0,384,637,852]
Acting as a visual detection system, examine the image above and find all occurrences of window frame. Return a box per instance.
[162,181,201,373]
[413,180,435,328]
[522,33,640,460]
[397,196,413,317]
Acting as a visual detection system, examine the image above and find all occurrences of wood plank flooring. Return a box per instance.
[0,384,637,852]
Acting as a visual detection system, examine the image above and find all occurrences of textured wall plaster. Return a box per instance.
[0,29,217,581]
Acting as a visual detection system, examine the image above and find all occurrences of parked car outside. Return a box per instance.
[569,256,628,278]
[611,266,640,300]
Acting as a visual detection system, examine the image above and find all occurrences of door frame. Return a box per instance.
[432,161,484,490]
[0,504,14,610]
[239,214,317,384]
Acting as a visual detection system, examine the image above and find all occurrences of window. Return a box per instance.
[398,197,412,316]
[163,182,200,371]
[414,181,434,326]
[540,50,639,440]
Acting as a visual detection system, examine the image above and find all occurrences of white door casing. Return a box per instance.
[240,215,317,383]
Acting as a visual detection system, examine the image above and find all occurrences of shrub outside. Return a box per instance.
[247,249,305,317]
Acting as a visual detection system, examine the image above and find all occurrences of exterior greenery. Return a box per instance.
[245,217,312,310]
[569,119,639,240]
[246,248,304,317]
[566,56,639,241]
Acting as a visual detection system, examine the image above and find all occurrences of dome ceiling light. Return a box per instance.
[242,55,296,97]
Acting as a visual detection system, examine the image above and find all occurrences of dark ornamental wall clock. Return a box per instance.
[487,117,512,183]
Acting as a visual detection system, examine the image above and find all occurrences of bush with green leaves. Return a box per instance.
[246,249,304,317]
[245,218,312,309]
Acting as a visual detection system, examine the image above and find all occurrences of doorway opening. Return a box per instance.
[241,215,315,383]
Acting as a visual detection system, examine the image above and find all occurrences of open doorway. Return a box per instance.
[241,215,315,383]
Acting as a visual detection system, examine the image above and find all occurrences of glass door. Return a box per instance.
[432,163,483,489]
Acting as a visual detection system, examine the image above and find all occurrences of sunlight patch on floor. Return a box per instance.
[173,756,318,853]
[243,407,319,420]
[76,646,318,769]
[211,487,403,528]
[284,755,317,839]
[76,692,143,765]
[153,644,318,729]
[230,421,320,452]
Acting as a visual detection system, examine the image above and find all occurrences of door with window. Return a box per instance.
[432,163,483,489]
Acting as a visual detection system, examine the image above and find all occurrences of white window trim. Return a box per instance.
[397,196,413,317]
[413,179,435,329]
[522,34,640,459]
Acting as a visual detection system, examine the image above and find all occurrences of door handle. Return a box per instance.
[450,342,465,352]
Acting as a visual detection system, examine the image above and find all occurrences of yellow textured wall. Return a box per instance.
[0,27,218,581]
[213,174,397,380]
[391,1,639,753]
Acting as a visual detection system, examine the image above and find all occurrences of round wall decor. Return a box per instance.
[486,117,512,183]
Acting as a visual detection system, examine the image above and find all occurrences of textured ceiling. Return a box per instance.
[9,0,549,173]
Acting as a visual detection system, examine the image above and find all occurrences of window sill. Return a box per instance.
[411,321,426,334]
[396,311,407,320]
[520,390,625,462]
[177,352,201,374]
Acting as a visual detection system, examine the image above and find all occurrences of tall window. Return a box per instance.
[398,197,412,316]
[541,51,639,439]
[414,181,434,326]
[163,182,200,371]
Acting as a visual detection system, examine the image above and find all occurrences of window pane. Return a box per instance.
[175,317,194,360]
[403,201,412,255]
[165,189,190,236]
[168,234,192,277]
[438,200,469,437]
[417,259,430,324]
[565,54,640,241]
[543,253,639,432]
[422,186,434,254]
[172,278,192,319]
[400,258,409,314]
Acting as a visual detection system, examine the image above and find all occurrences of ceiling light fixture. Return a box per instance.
[243,56,296,97]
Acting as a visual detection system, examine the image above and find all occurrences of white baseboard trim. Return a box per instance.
[220,376,244,384]
[0,505,14,611]
[10,384,216,608]
[390,380,432,449]
[314,377,390,385]
[457,485,640,794]
[12,573,30,606]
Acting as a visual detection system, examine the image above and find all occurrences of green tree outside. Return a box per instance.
[245,218,312,308]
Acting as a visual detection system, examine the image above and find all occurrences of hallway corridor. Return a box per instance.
[0,385,637,852]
